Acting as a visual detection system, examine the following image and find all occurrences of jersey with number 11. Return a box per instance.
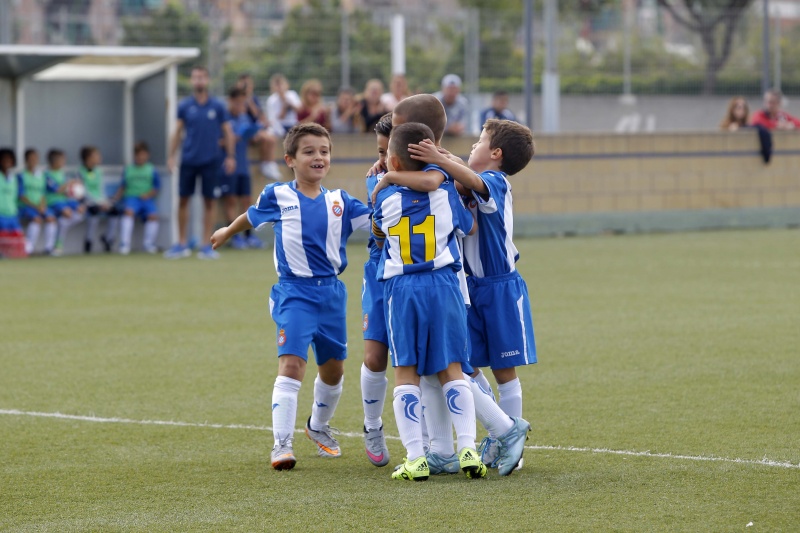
[372,165,474,281]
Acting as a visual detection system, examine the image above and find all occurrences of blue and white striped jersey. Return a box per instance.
[372,165,474,281]
[462,170,519,278]
[365,172,384,261]
[247,181,371,278]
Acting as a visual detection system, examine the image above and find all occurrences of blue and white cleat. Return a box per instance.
[496,417,531,476]
[163,243,191,259]
[197,245,220,260]
[478,436,500,468]
[426,452,460,475]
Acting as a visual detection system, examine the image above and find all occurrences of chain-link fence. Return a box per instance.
[5,0,799,131]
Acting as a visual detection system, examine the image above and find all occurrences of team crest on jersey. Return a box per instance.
[277,329,287,346]
[412,199,419,204]
[468,199,478,209]
[331,201,343,217]
[362,313,369,331]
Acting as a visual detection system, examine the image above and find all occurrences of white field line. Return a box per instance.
[2,408,798,470]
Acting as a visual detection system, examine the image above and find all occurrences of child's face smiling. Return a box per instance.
[376,134,389,172]
[288,135,330,183]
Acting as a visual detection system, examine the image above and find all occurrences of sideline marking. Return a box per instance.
[2,408,798,470]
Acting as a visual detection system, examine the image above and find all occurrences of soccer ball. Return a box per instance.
[67,180,86,200]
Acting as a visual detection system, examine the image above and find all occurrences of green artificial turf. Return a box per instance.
[2,229,799,532]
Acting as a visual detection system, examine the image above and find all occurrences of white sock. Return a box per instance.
[466,373,513,438]
[393,384,425,461]
[441,379,477,452]
[85,215,99,242]
[472,369,496,402]
[498,378,523,418]
[120,215,134,249]
[271,375,301,445]
[25,222,41,254]
[57,217,72,243]
[361,364,388,430]
[420,374,454,457]
[44,221,57,251]
[143,220,159,248]
[310,375,343,431]
[105,216,118,242]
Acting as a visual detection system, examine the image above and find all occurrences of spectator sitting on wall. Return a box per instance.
[330,86,361,134]
[266,73,301,138]
[480,90,516,126]
[380,73,411,112]
[720,97,749,131]
[358,79,390,133]
[236,73,281,181]
[750,89,800,131]
[434,74,469,137]
[297,79,332,131]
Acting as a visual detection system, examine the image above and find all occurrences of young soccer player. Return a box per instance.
[407,118,536,475]
[45,148,84,256]
[360,113,393,467]
[372,122,485,481]
[0,148,25,258]
[210,123,371,471]
[221,86,262,250]
[17,149,58,255]
[113,141,161,255]
[79,146,117,253]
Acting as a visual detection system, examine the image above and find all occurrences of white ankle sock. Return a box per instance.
[466,373,513,438]
[44,221,57,250]
[120,215,134,249]
[361,364,387,430]
[498,378,523,418]
[393,384,425,461]
[441,379,477,452]
[143,220,159,248]
[420,374,454,457]
[25,222,41,254]
[271,376,301,445]
[310,375,342,431]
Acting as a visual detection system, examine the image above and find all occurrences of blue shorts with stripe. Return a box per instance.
[269,276,348,365]
[384,269,470,376]
[123,197,158,221]
[19,206,55,220]
[361,257,388,345]
[467,270,537,370]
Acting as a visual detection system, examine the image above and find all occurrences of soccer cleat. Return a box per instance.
[231,234,247,250]
[458,447,488,479]
[246,235,264,249]
[391,456,429,481]
[163,243,191,259]
[144,245,158,255]
[305,416,341,458]
[197,245,220,260]
[119,245,131,256]
[271,438,296,471]
[426,452,460,475]
[496,417,531,476]
[478,436,500,468]
[364,426,390,467]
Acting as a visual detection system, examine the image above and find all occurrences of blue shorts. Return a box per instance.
[19,206,54,220]
[50,200,80,217]
[384,269,470,376]
[219,172,252,197]
[179,161,220,199]
[0,216,21,231]
[123,197,158,221]
[362,257,388,345]
[269,276,348,365]
[467,271,537,370]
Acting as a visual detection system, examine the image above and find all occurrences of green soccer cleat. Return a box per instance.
[458,447,488,479]
[391,456,430,481]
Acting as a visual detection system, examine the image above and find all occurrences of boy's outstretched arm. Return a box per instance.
[370,169,445,205]
[211,212,253,249]
[408,140,488,196]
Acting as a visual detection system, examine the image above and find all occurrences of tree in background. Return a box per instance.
[656,0,753,94]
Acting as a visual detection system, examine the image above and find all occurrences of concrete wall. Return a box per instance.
[0,78,12,146]
[134,73,167,165]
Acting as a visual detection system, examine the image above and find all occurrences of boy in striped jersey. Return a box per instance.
[372,122,485,481]
[408,118,536,474]
[211,123,371,471]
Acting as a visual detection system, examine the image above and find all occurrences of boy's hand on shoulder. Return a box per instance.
[366,158,385,177]
[210,227,230,250]
[371,175,390,205]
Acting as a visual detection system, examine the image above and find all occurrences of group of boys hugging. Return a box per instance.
[0,142,160,257]
[210,93,537,481]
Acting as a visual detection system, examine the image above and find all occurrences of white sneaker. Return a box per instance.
[143,245,158,254]
[260,161,282,182]
[119,246,130,256]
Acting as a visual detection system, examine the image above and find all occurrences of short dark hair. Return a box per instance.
[191,65,209,75]
[284,123,331,158]
[238,72,252,80]
[228,86,246,99]
[389,122,435,172]
[493,90,509,98]
[374,113,393,138]
[0,147,16,168]
[393,94,447,143]
[482,118,535,175]
[24,148,38,161]
[80,145,98,164]
[134,141,150,154]
[47,148,64,165]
